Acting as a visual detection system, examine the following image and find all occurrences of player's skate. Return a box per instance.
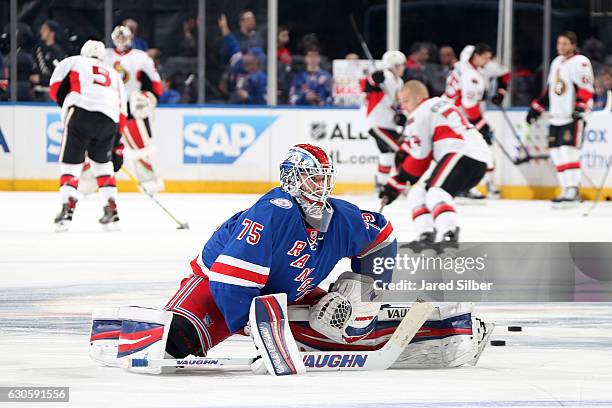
[400,230,438,255]
[54,197,77,233]
[486,180,501,198]
[552,186,580,209]
[456,188,486,205]
[99,198,120,230]
[438,227,460,255]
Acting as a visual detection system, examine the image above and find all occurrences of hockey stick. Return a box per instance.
[127,300,433,373]
[582,157,612,217]
[499,106,549,163]
[493,138,531,165]
[120,166,190,230]
[348,14,375,63]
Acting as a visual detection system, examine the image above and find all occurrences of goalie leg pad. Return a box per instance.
[90,308,122,366]
[249,294,306,376]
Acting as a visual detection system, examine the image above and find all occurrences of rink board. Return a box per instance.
[0,103,611,199]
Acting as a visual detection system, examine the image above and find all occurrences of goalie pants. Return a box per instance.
[59,106,118,164]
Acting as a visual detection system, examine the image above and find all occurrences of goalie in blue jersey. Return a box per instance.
[90,144,493,374]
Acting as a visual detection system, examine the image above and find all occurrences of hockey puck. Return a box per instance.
[490,340,506,346]
[508,326,522,332]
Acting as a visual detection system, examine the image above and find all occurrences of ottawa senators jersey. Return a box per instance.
[49,55,127,124]
[400,97,492,177]
[362,69,404,129]
[547,54,594,126]
[444,61,486,123]
[105,48,162,97]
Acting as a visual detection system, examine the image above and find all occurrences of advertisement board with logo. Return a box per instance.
[0,103,610,197]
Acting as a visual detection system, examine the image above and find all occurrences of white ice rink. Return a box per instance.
[1,191,612,408]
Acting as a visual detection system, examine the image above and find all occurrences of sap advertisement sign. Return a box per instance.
[46,113,63,163]
[183,115,278,164]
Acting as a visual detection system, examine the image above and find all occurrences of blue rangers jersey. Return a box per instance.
[189,187,396,333]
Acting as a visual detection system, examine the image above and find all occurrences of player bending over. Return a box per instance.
[526,31,594,207]
[50,40,127,232]
[90,144,493,374]
[444,43,508,198]
[379,81,492,250]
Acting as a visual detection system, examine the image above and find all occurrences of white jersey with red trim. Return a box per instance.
[49,55,127,123]
[443,61,486,123]
[402,97,492,175]
[105,48,162,97]
[547,54,594,126]
[363,69,404,129]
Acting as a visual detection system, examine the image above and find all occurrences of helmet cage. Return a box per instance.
[112,26,133,50]
[280,147,337,217]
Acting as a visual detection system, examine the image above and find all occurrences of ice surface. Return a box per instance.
[1,192,611,408]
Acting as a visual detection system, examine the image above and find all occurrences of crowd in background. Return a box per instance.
[1,9,612,108]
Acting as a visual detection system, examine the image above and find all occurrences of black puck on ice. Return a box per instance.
[490,340,506,346]
[508,326,522,332]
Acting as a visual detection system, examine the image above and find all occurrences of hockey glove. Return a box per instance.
[394,112,407,127]
[112,140,125,173]
[491,88,506,106]
[371,70,385,84]
[379,176,408,205]
[572,106,586,121]
[526,107,542,124]
[394,149,409,169]
[479,124,494,145]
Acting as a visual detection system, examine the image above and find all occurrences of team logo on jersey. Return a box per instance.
[0,126,9,153]
[183,115,278,164]
[46,113,63,162]
[270,198,293,209]
[113,61,130,83]
[553,72,566,96]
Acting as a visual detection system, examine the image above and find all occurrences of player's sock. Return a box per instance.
[376,152,394,187]
[426,187,457,239]
[407,186,436,251]
[59,163,82,204]
[92,161,119,226]
[559,145,581,198]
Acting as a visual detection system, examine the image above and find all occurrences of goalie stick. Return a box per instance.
[126,300,433,373]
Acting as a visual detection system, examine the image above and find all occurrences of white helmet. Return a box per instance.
[80,40,106,60]
[382,50,406,69]
[111,25,133,50]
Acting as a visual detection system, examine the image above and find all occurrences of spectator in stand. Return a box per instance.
[582,37,606,76]
[123,18,148,51]
[594,67,612,108]
[426,44,457,96]
[277,26,291,65]
[234,10,265,53]
[2,23,37,101]
[439,46,457,69]
[290,46,332,106]
[345,53,359,60]
[178,17,197,58]
[160,74,182,104]
[404,42,432,93]
[32,20,66,100]
[231,52,267,105]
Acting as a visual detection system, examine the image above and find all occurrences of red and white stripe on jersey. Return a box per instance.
[432,125,464,143]
[208,255,270,288]
[429,153,462,188]
[371,127,401,151]
[357,221,395,258]
[401,153,432,178]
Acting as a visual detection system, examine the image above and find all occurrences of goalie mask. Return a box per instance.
[111,25,133,51]
[280,144,337,229]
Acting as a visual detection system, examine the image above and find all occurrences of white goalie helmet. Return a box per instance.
[280,144,337,221]
[80,40,106,60]
[111,25,133,50]
[382,50,406,69]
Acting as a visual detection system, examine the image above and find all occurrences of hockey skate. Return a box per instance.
[438,227,460,256]
[99,198,120,231]
[552,187,580,209]
[400,230,438,256]
[54,197,78,233]
[486,181,501,198]
[456,188,486,205]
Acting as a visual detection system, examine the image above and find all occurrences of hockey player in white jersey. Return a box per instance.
[361,50,405,190]
[380,81,492,249]
[105,25,163,191]
[526,31,594,207]
[444,43,508,198]
[49,40,127,232]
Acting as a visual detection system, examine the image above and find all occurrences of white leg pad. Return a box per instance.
[249,294,306,376]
